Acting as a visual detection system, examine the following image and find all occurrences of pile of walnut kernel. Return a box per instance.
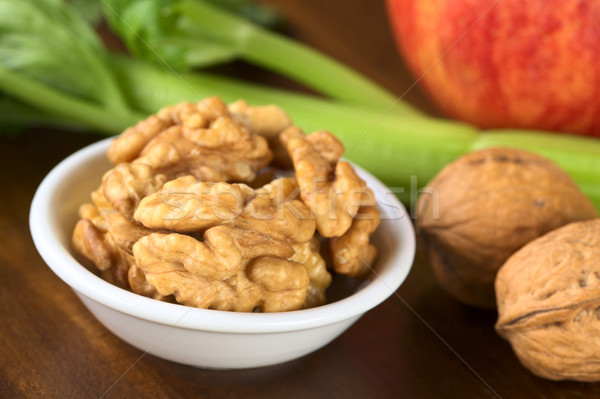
[71,97,380,312]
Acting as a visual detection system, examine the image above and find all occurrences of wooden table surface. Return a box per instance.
[2,1,600,398]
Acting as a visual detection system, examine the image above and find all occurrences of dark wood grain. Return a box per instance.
[2,1,600,398]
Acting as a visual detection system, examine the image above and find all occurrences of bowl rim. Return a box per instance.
[30,138,415,333]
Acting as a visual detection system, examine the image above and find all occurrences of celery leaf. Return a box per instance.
[0,0,127,109]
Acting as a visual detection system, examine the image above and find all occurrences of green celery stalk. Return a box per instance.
[0,97,85,130]
[109,56,600,211]
[171,0,420,115]
[0,64,143,134]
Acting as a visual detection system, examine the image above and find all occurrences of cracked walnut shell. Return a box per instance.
[496,219,600,382]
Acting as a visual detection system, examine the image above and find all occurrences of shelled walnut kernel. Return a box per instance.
[72,97,380,312]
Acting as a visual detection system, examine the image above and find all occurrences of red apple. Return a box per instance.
[386,0,600,137]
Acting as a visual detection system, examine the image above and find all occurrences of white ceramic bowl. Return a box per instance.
[30,138,415,369]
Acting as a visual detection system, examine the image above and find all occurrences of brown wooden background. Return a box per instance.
[2,0,599,397]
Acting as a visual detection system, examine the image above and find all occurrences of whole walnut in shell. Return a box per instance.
[495,219,600,381]
[416,148,597,308]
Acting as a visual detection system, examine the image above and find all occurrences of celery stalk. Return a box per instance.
[172,0,420,115]
[0,64,143,134]
[0,98,85,129]
[110,56,600,212]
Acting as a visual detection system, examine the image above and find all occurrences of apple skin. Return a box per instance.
[386,0,600,137]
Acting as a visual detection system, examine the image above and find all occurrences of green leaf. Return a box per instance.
[0,0,128,110]
[68,0,104,26]
[101,0,238,70]
[100,0,282,71]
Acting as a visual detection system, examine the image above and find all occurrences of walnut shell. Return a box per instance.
[416,148,597,308]
[495,219,600,381]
